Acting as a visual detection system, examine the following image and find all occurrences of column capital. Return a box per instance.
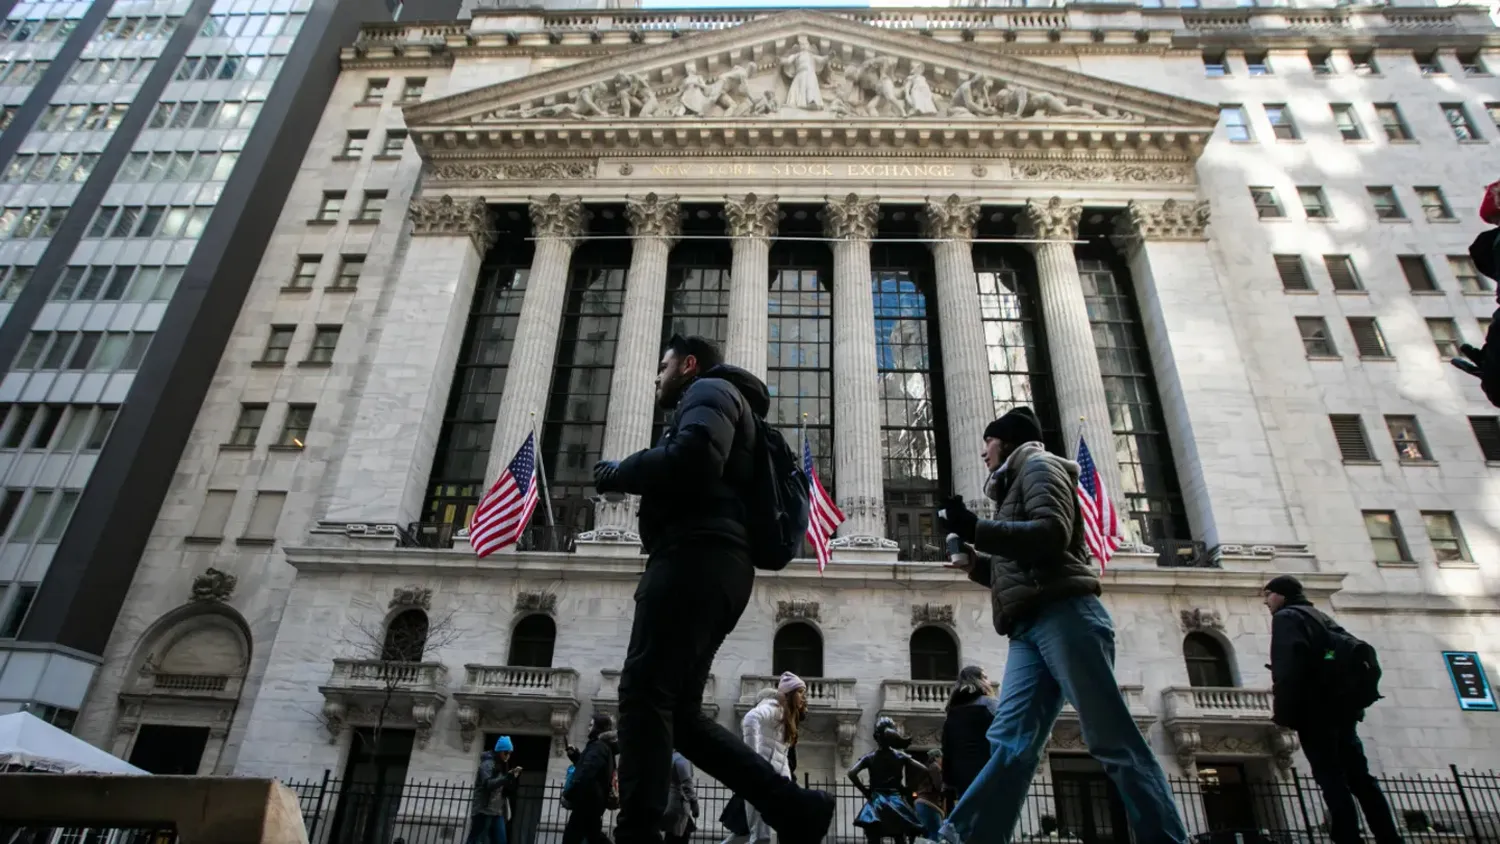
[409,194,496,253]
[823,193,880,241]
[529,194,587,241]
[1021,196,1082,242]
[921,194,981,243]
[724,192,779,240]
[625,192,682,243]
[1112,198,1211,250]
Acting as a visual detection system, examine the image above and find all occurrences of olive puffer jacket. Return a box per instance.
[967,441,1100,634]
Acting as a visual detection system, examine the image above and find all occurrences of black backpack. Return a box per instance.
[743,413,811,571]
[1290,606,1383,713]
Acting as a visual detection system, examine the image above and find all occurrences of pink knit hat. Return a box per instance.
[778,672,806,695]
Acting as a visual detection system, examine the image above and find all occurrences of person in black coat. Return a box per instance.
[940,665,999,810]
[1265,575,1402,844]
[563,714,619,844]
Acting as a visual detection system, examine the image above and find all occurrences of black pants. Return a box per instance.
[614,547,803,844]
[1298,722,1403,844]
[563,809,612,844]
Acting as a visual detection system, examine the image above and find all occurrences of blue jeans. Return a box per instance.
[914,799,944,840]
[944,595,1187,844]
[465,814,507,844]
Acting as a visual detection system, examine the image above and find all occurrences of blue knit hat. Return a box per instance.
[494,735,513,752]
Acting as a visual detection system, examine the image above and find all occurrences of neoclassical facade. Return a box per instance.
[69,0,1500,834]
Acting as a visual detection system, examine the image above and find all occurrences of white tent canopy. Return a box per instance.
[0,711,147,775]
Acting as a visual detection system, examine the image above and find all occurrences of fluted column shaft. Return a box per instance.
[724,194,778,380]
[825,195,892,547]
[486,195,585,486]
[589,195,681,539]
[923,196,991,504]
[1023,197,1125,512]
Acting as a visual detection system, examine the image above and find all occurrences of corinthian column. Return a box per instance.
[1021,197,1123,511]
[922,195,991,504]
[723,193,779,380]
[583,194,681,544]
[486,194,586,486]
[824,194,896,553]
[324,195,495,530]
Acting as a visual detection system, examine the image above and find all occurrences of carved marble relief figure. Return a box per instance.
[780,35,828,110]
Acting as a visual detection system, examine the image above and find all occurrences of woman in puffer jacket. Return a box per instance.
[719,672,808,844]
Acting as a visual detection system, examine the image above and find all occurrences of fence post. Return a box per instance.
[306,768,331,841]
[1292,772,1318,838]
[1450,764,1484,843]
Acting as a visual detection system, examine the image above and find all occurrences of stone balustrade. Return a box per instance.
[327,658,448,692]
[737,675,859,711]
[594,669,718,717]
[1162,685,1274,723]
[879,679,951,716]
[462,665,580,697]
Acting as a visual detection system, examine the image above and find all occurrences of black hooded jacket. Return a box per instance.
[613,364,768,556]
[1270,593,1345,729]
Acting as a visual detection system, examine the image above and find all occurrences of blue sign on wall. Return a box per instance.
[1443,652,1497,712]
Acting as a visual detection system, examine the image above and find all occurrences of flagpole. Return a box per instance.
[531,412,557,529]
[803,412,821,577]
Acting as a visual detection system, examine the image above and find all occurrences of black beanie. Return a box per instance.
[984,407,1043,445]
[1263,575,1305,599]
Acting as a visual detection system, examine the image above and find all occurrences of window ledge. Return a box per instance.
[325,285,357,293]
[1386,138,1416,144]
[1306,354,1342,361]
[1436,559,1479,569]
[1342,459,1382,466]
[305,218,337,226]
[235,537,275,548]
[1425,218,1459,224]
[348,218,380,226]
[249,360,285,369]
[1359,355,1397,362]
[1276,138,1306,144]
[267,445,305,453]
[1462,290,1496,297]
[1374,559,1418,568]
[183,535,223,545]
[1398,459,1438,467]
[218,444,254,452]
[1342,139,1373,144]
[355,101,381,108]
[1283,289,1317,295]
[280,285,313,294]
[1459,140,1488,145]
[330,155,360,162]
[1333,289,1368,295]
[1304,217,1335,223]
[1376,217,1411,223]
[1410,290,1445,296]
[298,360,333,368]
[1258,216,1289,222]
[372,154,402,161]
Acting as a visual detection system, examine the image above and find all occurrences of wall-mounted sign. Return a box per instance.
[1443,652,1497,712]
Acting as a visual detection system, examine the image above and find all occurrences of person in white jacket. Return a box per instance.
[721,672,808,844]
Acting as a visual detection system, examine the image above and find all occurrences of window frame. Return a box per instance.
[1264,103,1300,140]
[1421,511,1471,564]
[341,130,367,157]
[1374,103,1411,140]
[1250,187,1284,219]
[1415,187,1454,221]
[260,326,294,364]
[1220,105,1252,142]
[1297,186,1331,219]
[1442,103,1481,142]
[1329,414,1375,462]
[229,404,266,447]
[1427,318,1461,358]
[1362,510,1411,564]
[1331,103,1364,141]
[1384,415,1431,462]
[315,191,344,223]
[1296,316,1337,358]
[277,404,314,449]
[306,326,340,364]
[1399,255,1438,292]
[1347,316,1391,359]
[1324,255,1363,292]
[1368,187,1406,220]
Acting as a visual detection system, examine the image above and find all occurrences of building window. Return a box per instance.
[400,77,426,102]
[910,626,959,683]
[1468,417,1500,461]
[1329,415,1374,462]
[261,327,293,364]
[316,192,343,222]
[307,327,340,364]
[508,614,556,668]
[1275,255,1310,291]
[1183,633,1234,688]
[1298,187,1330,219]
[1428,319,1461,358]
[1331,104,1364,140]
[1244,52,1269,75]
[1363,511,1410,564]
[1385,415,1429,461]
[1367,187,1405,220]
[1415,51,1444,75]
[1422,512,1470,564]
[767,241,835,493]
[1458,52,1487,76]
[1374,104,1411,140]
[1309,51,1334,75]
[1415,187,1454,221]
[1,586,37,638]
[1489,103,1500,132]
[362,78,388,104]
[357,191,385,222]
[0,490,21,536]
[1348,317,1389,358]
[1265,104,1299,139]
[1450,256,1490,294]
[1351,51,1378,75]
[1220,106,1252,141]
[1250,187,1283,219]
[662,250,730,347]
[241,491,286,542]
[1203,51,1227,76]
[229,404,265,447]
[1078,257,1188,548]
[2,406,35,449]
[333,256,363,289]
[8,491,53,543]
[381,131,406,156]
[1297,317,1336,357]
[382,609,428,662]
[1443,104,1480,141]
[976,246,1055,438]
[291,256,319,289]
[772,622,823,678]
[1324,255,1362,291]
[341,131,366,157]
[277,405,314,448]
[1399,255,1438,292]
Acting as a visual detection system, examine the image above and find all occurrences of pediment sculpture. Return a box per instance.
[481,40,1137,124]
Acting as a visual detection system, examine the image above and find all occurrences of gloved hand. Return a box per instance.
[593,460,623,493]
[1451,311,1500,408]
[937,495,978,544]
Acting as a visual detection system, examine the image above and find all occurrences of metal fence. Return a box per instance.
[283,767,1500,844]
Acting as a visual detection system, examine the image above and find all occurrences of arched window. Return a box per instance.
[508,614,557,668]
[910,626,959,682]
[382,610,428,663]
[1183,632,1234,688]
[772,622,823,679]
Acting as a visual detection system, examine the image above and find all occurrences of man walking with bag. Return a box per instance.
[593,334,835,844]
[932,407,1188,844]
[1264,575,1402,844]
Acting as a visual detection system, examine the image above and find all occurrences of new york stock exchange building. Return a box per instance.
[72,0,1500,838]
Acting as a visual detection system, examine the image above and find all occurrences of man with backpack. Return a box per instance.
[593,334,835,844]
[563,714,620,844]
[1264,575,1402,844]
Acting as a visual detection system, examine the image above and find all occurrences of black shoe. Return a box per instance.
[772,789,835,844]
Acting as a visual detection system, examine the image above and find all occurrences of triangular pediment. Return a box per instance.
[404,10,1218,147]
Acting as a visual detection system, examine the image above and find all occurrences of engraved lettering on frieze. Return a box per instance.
[1179,607,1224,633]
[516,591,557,614]
[911,603,955,627]
[430,161,597,182]
[190,568,237,603]
[390,586,433,611]
[637,161,962,180]
[776,600,820,623]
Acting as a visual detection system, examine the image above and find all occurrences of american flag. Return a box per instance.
[804,436,845,572]
[469,432,540,559]
[1076,436,1122,569]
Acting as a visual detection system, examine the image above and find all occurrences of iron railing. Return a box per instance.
[282,767,1500,844]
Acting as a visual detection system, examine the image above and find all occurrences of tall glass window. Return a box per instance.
[1077,254,1189,547]
[766,241,833,484]
[974,246,1058,449]
[662,243,730,346]
[539,244,629,533]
